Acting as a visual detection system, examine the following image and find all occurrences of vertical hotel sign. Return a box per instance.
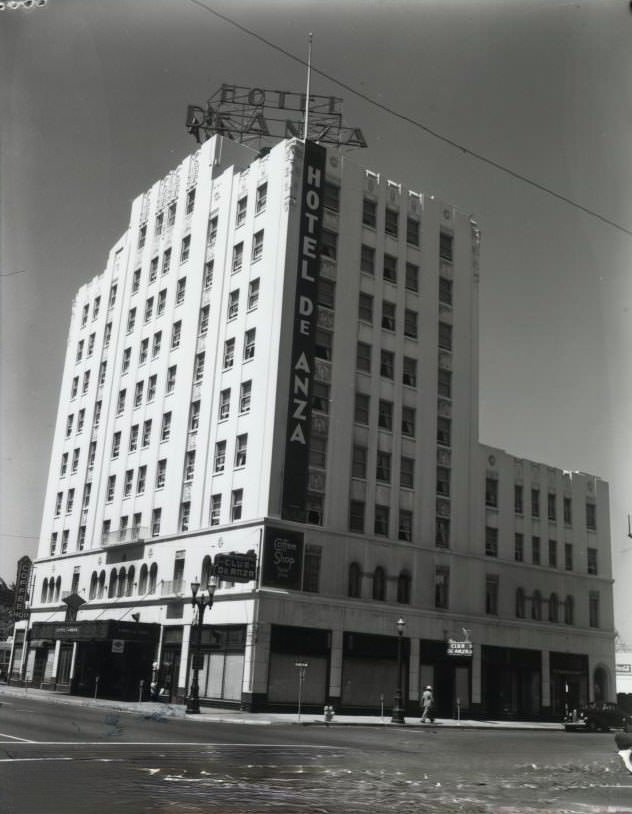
[282,140,326,519]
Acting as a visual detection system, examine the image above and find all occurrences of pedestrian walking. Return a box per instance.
[420,685,434,723]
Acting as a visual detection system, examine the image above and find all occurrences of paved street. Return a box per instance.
[1,690,632,813]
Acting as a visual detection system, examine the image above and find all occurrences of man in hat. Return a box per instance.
[421,685,434,723]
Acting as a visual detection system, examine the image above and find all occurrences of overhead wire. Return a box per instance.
[187,0,632,239]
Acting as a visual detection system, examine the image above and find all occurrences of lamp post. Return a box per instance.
[295,661,309,722]
[185,575,217,714]
[391,617,406,724]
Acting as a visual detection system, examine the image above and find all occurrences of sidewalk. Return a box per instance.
[0,684,563,730]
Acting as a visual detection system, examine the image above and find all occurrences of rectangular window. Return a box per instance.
[149,257,159,282]
[380,349,394,379]
[404,308,418,339]
[383,253,397,283]
[175,277,186,305]
[134,380,144,407]
[92,296,101,320]
[565,543,573,571]
[161,248,172,275]
[548,539,558,568]
[121,348,131,373]
[66,414,74,437]
[514,484,523,514]
[382,300,396,331]
[136,465,147,494]
[360,244,375,275]
[179,501,191,532]
[71,376,78,398]
[111,431,121,458]
[166,365,177,393]
[152,330,162,358]
[548,492,556,521]
[223,338,235,368]
[132,268,141,293]
[405,262,419,292]
[81,303,89,326]
[144,296,154,323]
[231,489,243,521]
[436,466,450,496]
[323,182,340,212]
[315,329,333,361]
[440,232,453,262]
[357,341,371,372]
[152,508,162,537]
[435,566,449,609]
[139,338,149,364]
[155,212,163,236]
[378,399,393,431]
[438,321,452,350]
[142,419,152,447]
[171,320,181,349]
[184,450,195,482]
[239,380,252,413]
[564,496,572,525]
[438,368,452,398]
[61,530,69,553]
[219,388,231,420]
[354,392,370,425]
[244,328,256,360]
[189,400,200,431]
[406,216,420,246]
[485,527,498,557]
[66,488,75,513]
[589,591,600,628]
[436,517,450,548]
[55,492,63,516]
[228,289,239,320]
[532,535,541,565]
[88,441,96,470]
[321,229,337,260]
[247,278,260,310]
[235,434,248,468]
[87,333,95,356]
[587,547,598,575]
[161,411,172,442]
[60,452,68,476]
[437,417,451,446]
[358,292,373,323]
[236,196,247,227]
[362,198,377,228]
[255,182,267,213]
[531,488,540,518]
[129,424,139,451]
[207,215,218,246]
[400,456,414,489]
[308,435,327,469]
[124,469,133,497]
[514,532,524,562]
[352,444,367,479]
[147,374,157,401]
[185,187,196,215]
[76,340,84,362]
[251,230,264,262]
[399,358,416,389]
[167,202,177,228]
[204,260,214,289]
[232,242,243,273]
[156,459,167,489]
[127,307,136,333]
[586,502,597,530]
[138,225,147,249]
[311,382,329,413]
[77,409,85,433]
[399,509,413,542]
[210,494,221,526]
[376,451,391,483]
[192,352,204,383]
[374,504,389,536]
[214,440,226,472]
[78,526,86,551]
[485,477,498,508]
[106,475,116,502]
[439,277,453,306]
[349,500,365,533]
[485,575,499,615]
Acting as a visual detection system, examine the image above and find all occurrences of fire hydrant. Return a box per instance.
[324,705,334,724]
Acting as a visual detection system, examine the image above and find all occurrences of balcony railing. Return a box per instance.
[102,526,148,547]
[161,579,186,597]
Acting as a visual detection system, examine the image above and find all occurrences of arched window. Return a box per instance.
[397,570,411,604]
[515,588,525,618]
[89,572,98,600]
[549,592,559,623]
[138,564,148,595]
[109,568,118,598]
[41,578,49,603]
[126,565,135,597]
[98,570,106,598]
[372,566,386,601]
[201,555,213,588]
[348,562,361,598]
[531,590,542,621]
[564,594,574,625]
[54,576,61,602]
[148,562,158,594]
[117,567,126,598]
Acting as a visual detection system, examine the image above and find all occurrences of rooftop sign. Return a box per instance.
[186,84,367,148]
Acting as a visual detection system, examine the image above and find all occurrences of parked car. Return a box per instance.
[565,703,631,732]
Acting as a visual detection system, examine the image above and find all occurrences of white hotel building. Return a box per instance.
[11,135,615,719]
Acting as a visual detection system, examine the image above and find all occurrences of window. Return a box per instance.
[255,182,267,213]
[134,380,144,407]
[435,567,449,609]
[129,424,139,451]
[532,536,541,565]
[437,466,450,496]
[438,322,452,350]
[383,253,397,283]
[307,493,323,526]
[207,215,218,246]
[147,373,158,402]
[376,451,391,483]
[356,341,371,373]
[372,566,386,600]
[138,224,147,249]
[149,257,158,282]
[315,329,333,360]
[244,328,256,360]
[152,331,162,358]
[106,475,116,502]
[66,414,74,437]
[360,244,375,275]
[404,308,418,339]
[436,517,450,548]
[354,392,370,425]
[210,494,221,526]
[485,477,498,508]
[111,431,121,458]
[166,365,176,393]
[516,588,526,619]
[235,434,248,467]
[197,305,209,336]
[236,196,247,227]
[77,409,85,433]
[564,595,574,625]
[127,307,136,333]
[586,502,597,530]
[88,442,96,470]
[132,268,141,293]
[362,198,377,228]
[171,320,181,349]
[352,444,367,479]
[437,417,451,446]
[62,530,69,554]
[98,361,107,386]
[60,452,69,476]
[438,368,452,398]
[348,561,362,596]
[139,338,149,364]
[439,277,453,306]
[124,469,133,497]
[532,590,542,621]
[563,496,572,525]
[117,389,126,416]
[155,212,164,236]
[92,296,101,320]
[184,450,196,482]
[219,388,231,420]
[76,340,84,362]
[239,380,252,413]
[193,352,205,382]
[548,539,558,568]
[400,456,414,489]
[185,187,196,215]
[402,357,417,388]
[485,575,499,615]
[398,510,413,542]
[548,492,556,521]
[232,242,243,272]
[121,348,131,373]
[161,248,172,276]
[175,277,186,304]
[378,399,393,431]
[531,488,540,518]
[165,202,176,229]
[78,526,86,551]
[248,278,260,310]
[312,382,330,413]
[156,459,167,489]
[231,489,243,521]
[136,466,146,494]
[380,349,394,379]
[71,376,79,399]
[406,216,420,246]
[142,419,152,447]
[66,488,75,513]
[189,400,200,431]
[548,592,559,623]
[587,547,598,575]
[374,505,389,536]
[152,508,162,537]
[179,501,191,532]
[405,262,419,292]
[204,260,214,289]
[87,333,95,356]
[228,289,239,320]
[161,411,172,442]
[358,292,373,323]
[219,339,234,371]
[252,230,264,262]
[514,484,523,514]
[382,300,396,331]
[514,532,524,562]
[440,232,453,262]
[49,534,58,557]
[321,229,337,260]
[214,440,226,472]
[81,303,89,326]
[323,182,340,212]
[485,527,498,557]
[55,492,63,516]
[144,296,154,323]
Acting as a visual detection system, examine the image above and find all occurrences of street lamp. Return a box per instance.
[185,574,217,714]
[391,617,406,724]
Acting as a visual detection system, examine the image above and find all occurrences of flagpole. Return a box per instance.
[304,33,313,143]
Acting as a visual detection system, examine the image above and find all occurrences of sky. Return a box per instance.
[2,0,632,636]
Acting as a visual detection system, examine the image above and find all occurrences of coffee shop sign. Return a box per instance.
[186,84,367,149]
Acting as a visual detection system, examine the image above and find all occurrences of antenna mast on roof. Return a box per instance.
[303,33,313,143]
